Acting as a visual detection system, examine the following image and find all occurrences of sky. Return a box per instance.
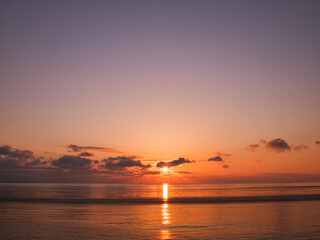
[0,0,320,183]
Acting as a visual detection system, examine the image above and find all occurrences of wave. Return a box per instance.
[1,194,320,204]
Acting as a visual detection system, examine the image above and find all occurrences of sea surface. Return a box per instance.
[0,182,320,239]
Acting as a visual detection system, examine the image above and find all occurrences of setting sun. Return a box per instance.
[162,167,169,173]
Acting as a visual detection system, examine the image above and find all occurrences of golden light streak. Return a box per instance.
[162,203,170,225]
[162,184,170,225]
[160,229,170,240]
[163,183,168,201]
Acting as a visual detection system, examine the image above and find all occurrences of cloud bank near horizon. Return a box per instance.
[0,140,318,183]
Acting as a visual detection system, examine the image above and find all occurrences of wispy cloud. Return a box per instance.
[293,144,309,151]
[67,144,121,153]
[78,152,94,157]
[212,152,231,157]
[156,158,191,168]
[246,144,260,152]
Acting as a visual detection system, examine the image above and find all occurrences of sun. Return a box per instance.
[162,167,169,173]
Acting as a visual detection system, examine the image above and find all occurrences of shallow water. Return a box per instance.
[0,183,319,239]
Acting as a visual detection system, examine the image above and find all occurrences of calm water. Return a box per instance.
[0,183,320,239]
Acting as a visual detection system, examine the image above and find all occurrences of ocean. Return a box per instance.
[0,183,319,239]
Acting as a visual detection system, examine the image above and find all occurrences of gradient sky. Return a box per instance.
[1,0,319,183]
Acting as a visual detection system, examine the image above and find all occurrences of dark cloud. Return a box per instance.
[246,144,260,152]
[0,157,21,169]
[156,162,168,168]
[315,141,320,145]
[293,144,309,151]
[101,156,151,171]
[0,145,11,155]
[0,145,39,169]
[51,155,92,169]
[208,156,223,162]
[0,156,47,169]
[67,144,121,153]
[78,152,94,157]
[266,138,291,153]
[0,145,34,159]
[24,158,48,167]
[208,155,231,169]
[156,158,191,168]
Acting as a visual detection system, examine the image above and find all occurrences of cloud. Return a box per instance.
[0,145,11,155]
[175,171,192,174]
[99,156,154,177]
[101,156,151,171]
[0,145,42,169]
[24,158,48,167]
[0,145,34,159]
[103,156,137,162]
[142,170,162,175]
[208,156,223,162]
[67,144,121,153]
[315,141,320,145]
[51,155,92,169]
[265,138,291,153]
[293,144,309,151]
[0,157,21,169]
[246,144,260,152]
[246,139,266,152]
[259,139,267,144]
[208,155,231,169]
[156,158,191,168]
[248,138,307,153]
[212,152,231,157]
[78,152,94,157]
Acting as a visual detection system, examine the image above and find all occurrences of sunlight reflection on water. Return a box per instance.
[163,183,168,201]
[162,203,170,225]
[161,184,170,239]
[161,229,170,240]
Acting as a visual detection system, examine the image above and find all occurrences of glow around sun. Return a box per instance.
[162,167,169,173]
